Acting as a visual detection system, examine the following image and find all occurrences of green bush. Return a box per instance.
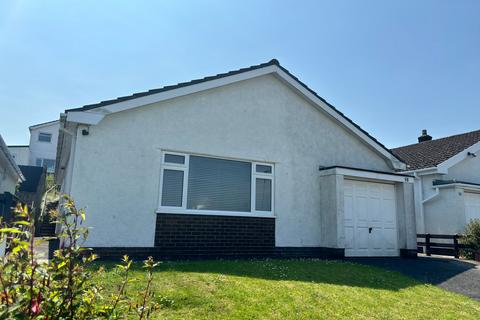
[0,195,159,319]
[461,219,480,259]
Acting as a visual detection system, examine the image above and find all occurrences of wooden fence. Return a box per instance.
[417,234,474,258]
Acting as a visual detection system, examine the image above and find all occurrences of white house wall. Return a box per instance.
[69,74,394,247]
[29,122,60,167]
[0,156,18,194]
[416,156,480,234]
[445,155,480,184]
[8,146,30,166]
[423,186,466,234]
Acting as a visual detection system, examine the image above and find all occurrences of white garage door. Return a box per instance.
[465,192,480,222]
[344,179,399,257]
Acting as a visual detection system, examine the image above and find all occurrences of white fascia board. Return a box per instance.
[435,183,480,192]
[273,68,404,170]
[0,135,24,181]
[66,111,105,125]
[436,141,480,173]
[402,167,439,176]
[67,64,402,169]
[319,167,414,183]
[103,65,278,114]
[28,120,60,130]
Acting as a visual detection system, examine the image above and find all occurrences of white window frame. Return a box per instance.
[38,132,52,143]
[252,162,274,214]
[157,151,275,218]
[36,158,56,173]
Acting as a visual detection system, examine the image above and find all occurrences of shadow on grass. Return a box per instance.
[94,258,422,291]
[347,256,478,286]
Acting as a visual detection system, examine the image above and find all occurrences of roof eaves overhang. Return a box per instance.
[29,120,60,131]
[319,166,414,183]
[434,182,480,192]
[402,166,440,176]
[0,135,25,182]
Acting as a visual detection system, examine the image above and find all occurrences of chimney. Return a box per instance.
[418,129,432,143]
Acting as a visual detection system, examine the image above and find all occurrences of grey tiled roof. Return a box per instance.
[391,130,480,170]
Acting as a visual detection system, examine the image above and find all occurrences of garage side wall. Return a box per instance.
[319,174,344,248]
[395,182,417,254]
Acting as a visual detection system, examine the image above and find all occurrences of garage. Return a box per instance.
[465,192,480,223]
[344,179,399,257]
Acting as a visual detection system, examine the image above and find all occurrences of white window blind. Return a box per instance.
[161,169,184,207]
[187,156,251,212]
[159,152,274,216]
[255,178,272,211]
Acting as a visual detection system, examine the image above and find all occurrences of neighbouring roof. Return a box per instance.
[18,165,45,192]
[65,59,402,165]
[391,129,480,170]
[29,120,59,130]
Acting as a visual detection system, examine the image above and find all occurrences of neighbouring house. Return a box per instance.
[8,145,30,165]
[16,165,47,224]
[0,134,24,196]
[0,134,25,256]
[8,120,60,173]
[55,59,417,259]
[392,129,480,235]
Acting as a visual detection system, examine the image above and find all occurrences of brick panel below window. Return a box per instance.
[154,213,275,258]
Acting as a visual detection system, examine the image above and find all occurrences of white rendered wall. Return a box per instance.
[416,156,480,234]
[68,75,394,247]
[29,122,60,166]
[0,156,18,194]
[8,146,30,166]
[445,156,480,184]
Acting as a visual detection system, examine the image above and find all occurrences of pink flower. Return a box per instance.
[31,292,43,315]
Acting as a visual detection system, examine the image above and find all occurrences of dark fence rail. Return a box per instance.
[417,233,474,258]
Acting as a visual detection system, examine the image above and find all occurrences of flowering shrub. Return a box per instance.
[0,195,159,319]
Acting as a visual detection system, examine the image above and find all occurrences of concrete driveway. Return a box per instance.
[348,256,480,301]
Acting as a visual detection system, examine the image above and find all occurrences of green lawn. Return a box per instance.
[94,259,480,319]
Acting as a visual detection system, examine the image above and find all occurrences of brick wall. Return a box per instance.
[85,213,345,260]
[154,213,275,258]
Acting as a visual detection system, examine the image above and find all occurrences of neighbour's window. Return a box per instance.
[36,158,56,173]
[159,152,274,215]
[38,132,52,142]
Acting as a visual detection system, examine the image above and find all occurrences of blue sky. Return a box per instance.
[0,0,478,147]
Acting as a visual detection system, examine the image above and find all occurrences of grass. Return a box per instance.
[93,259,480,319]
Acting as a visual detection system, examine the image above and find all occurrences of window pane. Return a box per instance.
[161,170,184,207]
[164,154,185,164]
[255,178,272,211]
[43,159,56,173]
[256,164,272,174]
[187,156,251,212]
[38,133,52,142]
[36,158,42,166]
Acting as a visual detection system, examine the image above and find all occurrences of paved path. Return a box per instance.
[348,256,480,301]
[34,238,49,263]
